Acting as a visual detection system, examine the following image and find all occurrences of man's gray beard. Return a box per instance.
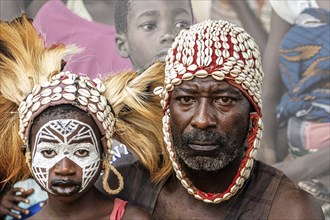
[176,146,242,172]
[171,136,244,172]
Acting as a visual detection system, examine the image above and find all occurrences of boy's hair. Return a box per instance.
[114,0,130,34]
[114,0,193,34]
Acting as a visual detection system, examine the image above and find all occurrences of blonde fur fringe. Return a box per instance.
[0,15,79,185]
[103,62,172,183]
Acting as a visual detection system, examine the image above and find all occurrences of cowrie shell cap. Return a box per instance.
[18,71,115,155]
[162,19,264,115]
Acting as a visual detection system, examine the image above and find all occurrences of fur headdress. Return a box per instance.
[0,15,77,185]
[0,15,169,191]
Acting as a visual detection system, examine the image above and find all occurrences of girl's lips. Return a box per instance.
[189,144,218,151]
[51,185,80,195]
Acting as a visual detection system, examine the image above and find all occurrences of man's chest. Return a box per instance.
[153,184,231,219]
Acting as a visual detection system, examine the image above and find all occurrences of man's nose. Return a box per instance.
[53,157,76,176]
[191,100,217,129]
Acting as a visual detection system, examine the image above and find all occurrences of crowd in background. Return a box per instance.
[0,0,329,219]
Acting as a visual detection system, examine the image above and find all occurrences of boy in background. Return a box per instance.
[114,0,194,71]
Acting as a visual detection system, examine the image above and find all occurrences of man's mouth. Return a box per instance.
[188,144,218,151]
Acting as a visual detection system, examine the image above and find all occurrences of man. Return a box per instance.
[114,0,193,71]
[149,19,323,219]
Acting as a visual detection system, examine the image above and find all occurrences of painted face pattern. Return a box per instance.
[31,119,100,194]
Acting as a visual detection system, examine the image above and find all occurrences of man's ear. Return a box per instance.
[115,33,130,58]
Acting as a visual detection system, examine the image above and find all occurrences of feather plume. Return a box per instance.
[103,62,172,182]
[0,15,80,185]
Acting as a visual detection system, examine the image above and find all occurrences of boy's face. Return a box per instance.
[117,0,193,70]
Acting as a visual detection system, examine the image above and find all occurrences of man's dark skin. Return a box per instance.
[153,77,324,219]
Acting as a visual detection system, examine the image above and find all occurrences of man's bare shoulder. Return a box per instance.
[123,204,152,220]
[269,175,324,219]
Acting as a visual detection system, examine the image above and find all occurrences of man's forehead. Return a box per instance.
[174,77,242,94]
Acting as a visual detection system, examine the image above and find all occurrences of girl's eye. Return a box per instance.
[74,149,89,157]
[41,149,57,158]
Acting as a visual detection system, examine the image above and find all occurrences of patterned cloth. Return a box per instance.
[277,8,330,126]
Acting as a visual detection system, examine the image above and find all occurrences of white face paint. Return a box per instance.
[31,119,101,194]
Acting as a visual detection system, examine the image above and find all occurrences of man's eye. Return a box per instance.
[74,149,89,157]
[177,96,194,104]
[141,23,156,31]
[41,149,57,158]
[175,21,190,29]
[215,97,233,106]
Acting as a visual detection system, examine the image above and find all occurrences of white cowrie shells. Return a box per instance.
[181,179,189,189]
[172,162,179,171]
[64,85,77,93]
[63,93,75,101]
[26,100,33,109]
[89,96,98,103]
[195,70,208,78]
[78,96,88,106]
[88,103,97,113]
[187,188,194,195]
[78,88,90,98]
[41,97,51,105]
[186,56,193,66]
[32,95,41,103]
[96,83,105,93]
[50,79,60,87]
[153,86,163,96]
[78,80,86,88]
[51,93,62,101]
[203,199,213,203]
[19,103,27,115]
[222,193,231,201]
[96,111,105,122]
[214,198,224,203]
[182,73,194,80]
[90,89,100,97]
[194,194,203,200]
[62,78,75,85]
[32,85,42,96]
[52,87,62,93]
[100,96,107,107]
[26,94,33,103]
[171,78,182,86]
[187,64,198,71]
[165,84,174,92]
[41,88,52,97]
[98,102,105,111]
[31,101,41,112]
[25,110,32,121]
[212,71,225,81]
[246,158,254,168]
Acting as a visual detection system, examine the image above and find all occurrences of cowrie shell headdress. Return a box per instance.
[18,71,123,194]
[155,20,264,203]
